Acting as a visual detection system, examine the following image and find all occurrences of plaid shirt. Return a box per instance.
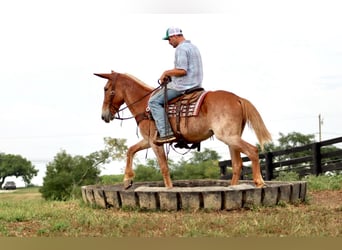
[169,40,203,91]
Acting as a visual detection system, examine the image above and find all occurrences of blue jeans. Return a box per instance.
[148,88,183,137]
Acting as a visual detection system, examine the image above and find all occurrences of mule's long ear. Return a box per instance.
[94,73,111,79]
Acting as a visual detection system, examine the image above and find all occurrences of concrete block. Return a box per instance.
[262,186,278,206]
[244,188,262,208]
[103,190,121,208]
[278,184,291,203]
[93,188,106,208]
[137,192,158,210]
[224,190,242,210]
[119,191,137,208]
[159,192,178,211]
[202,191,222,210]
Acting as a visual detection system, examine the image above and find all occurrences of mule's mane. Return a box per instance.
[124,73,153,91]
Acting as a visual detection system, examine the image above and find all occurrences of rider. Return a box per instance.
[148,27,203,145]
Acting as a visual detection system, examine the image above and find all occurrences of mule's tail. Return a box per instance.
[240,98,272,150]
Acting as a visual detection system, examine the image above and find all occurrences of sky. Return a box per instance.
[1,0,341,187]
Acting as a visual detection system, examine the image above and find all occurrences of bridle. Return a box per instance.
[108,73,162,121]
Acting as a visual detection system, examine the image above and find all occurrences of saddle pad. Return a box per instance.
[167,91,208,117]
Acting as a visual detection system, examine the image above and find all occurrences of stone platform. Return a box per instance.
[81,179,307,211]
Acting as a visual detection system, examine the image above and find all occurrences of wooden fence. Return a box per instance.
[219,136,342,180]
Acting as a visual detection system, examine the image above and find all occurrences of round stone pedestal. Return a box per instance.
[81,179,307,211]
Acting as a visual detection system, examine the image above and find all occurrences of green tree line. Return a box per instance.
[131,148,221,182]
[1,132,340,201]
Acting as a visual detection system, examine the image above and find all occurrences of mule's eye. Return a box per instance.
[104,87,108,91]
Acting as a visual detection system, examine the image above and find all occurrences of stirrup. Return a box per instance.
[174,141,201,151]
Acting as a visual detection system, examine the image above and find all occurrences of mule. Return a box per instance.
[94,70,272,189]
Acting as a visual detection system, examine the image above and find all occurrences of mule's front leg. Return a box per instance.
[151,144,173,188]
[123,139,150,189]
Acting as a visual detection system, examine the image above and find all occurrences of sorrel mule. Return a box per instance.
[94,70,272,189]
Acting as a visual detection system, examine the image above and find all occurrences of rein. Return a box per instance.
[110,75,162,121]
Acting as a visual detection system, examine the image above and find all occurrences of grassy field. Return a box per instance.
[0,179,341,237]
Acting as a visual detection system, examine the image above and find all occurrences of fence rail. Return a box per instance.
[219,136,342,180]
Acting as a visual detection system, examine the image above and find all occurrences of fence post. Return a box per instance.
[312,142,322,176]
[219,162,227,177]
[264,152,274,180]
[218,160,231,179]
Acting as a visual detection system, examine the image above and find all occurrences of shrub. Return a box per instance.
[305,174,342,191]
[274,171,300,181]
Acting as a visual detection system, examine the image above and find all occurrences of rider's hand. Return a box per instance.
[159,75,171,85]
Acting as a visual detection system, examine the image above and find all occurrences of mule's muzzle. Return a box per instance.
[101,110,114,123]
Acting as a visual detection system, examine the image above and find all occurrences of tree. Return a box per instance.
[278,132,315,149]
[259,132,315,151]
[111,148,222,182]
[39,137,128,200]
[256,132,341,176]
[170,149,220,180]
[258,132,316,161]
[40,150,101,200]
[188,148,221,164]
[134,159,163,182]
[100,174,124,184]
[87,137,128,165]
[0,153,38,188]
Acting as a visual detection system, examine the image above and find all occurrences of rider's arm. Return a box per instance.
[160,68,186,83]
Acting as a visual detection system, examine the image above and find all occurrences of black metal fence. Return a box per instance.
[219,137,342,180]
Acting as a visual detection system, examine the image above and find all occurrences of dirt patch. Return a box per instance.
[309,190,342,208]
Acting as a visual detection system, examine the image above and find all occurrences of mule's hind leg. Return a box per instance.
[228,146,243,186]
[225,136,265,187]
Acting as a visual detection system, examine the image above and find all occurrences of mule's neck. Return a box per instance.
[120,74,153,117]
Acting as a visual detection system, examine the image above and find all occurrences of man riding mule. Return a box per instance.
[94,29,272,190]
[149,27,203,145]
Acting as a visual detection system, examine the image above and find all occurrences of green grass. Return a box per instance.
[305,174,342,191]
[275,172,342,191]
[0,187,41,200]
[0,176,341,237]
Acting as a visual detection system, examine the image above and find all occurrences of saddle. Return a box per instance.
[138,87,208,150]
[167,87,207,150]
[167,87,206,117]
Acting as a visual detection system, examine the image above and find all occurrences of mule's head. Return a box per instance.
[94,71,124,123]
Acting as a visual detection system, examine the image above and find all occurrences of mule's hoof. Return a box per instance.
[124,179,133,189]
[255,182,266,188]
